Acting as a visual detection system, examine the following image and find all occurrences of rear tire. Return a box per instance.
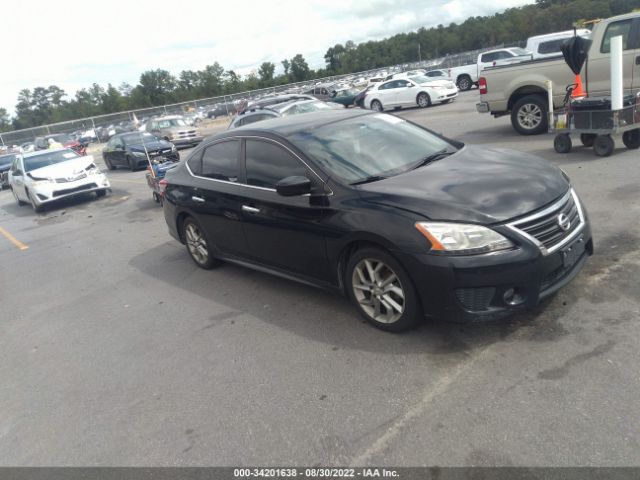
[182,217,222,270]
[457,75,472,91]
[96,189,107,198]
[345,247,421,332]
[511,95,548,135]
[580,134,596,147]
[12,187,26,206]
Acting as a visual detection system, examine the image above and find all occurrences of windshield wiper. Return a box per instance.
[409,149,455,170]
[350,175,388,186]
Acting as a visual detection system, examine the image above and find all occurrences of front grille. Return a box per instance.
[455,287,495,312]
[510,190,583,253]
[55,172,87,183]
[53,183,97,197]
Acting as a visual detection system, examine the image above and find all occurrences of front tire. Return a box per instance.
[182,217,222,270]
[370,100,383,112]
[96,189,107,198]
[511,95,548,135]
[346,247,420,332]
[417,92,431,108]
[12,187,26,206]
[27,189,43,213]
[622,129,640,149]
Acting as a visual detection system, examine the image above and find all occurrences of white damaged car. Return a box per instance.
[8,148,111,212]
[365,75,458,112]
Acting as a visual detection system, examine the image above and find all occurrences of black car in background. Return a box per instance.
[162,110,592,332]
[102,132,179,171]
[0,152,18,188]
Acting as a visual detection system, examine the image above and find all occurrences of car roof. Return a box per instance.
[224,109,374,138]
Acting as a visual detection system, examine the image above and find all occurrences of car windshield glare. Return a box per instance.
[24,149,80,172]
[288,114,455,184]
[122,132,156,144]
[409,75,431,84]
[510,47,531,56]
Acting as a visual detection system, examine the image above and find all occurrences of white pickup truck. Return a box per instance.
[447,47,533,91]
[476,12,640,135]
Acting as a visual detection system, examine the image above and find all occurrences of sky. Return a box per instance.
[2,0,535,115]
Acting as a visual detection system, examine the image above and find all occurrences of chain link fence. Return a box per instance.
[0,44,518,147]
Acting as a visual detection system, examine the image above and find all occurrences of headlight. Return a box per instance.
[415,222,514,255]
[171,145,177,152]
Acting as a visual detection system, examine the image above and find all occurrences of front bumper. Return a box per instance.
[30,174,111,206]
[171,136,204,147]
[396,223,593,323]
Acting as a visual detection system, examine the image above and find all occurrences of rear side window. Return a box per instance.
[199,140,240,181]
[538,38,568,55]
[600,19,633,53]
[245,140,307,189]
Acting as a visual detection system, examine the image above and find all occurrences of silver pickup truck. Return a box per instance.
[476,12,640,135]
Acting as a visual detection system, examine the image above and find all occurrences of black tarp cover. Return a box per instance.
[561,35,592,75]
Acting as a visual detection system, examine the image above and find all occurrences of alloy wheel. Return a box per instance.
[351,258,405,324]
[517,103,542,130]
[185,222,209,265]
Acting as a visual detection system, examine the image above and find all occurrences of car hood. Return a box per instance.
[27,155,97,179]
[129,140,172,152]
[356,145,569,224]
[0,164,11,172]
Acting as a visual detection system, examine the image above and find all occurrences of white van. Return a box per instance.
[525,29,591,60]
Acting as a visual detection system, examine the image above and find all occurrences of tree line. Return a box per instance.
[1,0,637,133]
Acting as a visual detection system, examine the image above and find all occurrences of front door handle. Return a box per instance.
[242,205,260,214]
[191,196,205,203]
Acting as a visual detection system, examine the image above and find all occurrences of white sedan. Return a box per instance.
[365,75,458,112]
[8,148,111,213]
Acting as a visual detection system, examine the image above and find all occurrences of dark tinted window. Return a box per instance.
[480,52,496,62]
[538,38,568,54]
[378,81,394,90]
[245,140,307,189]
[200,140,239,181]
[601,20,633,53]
[187,151,202,175]
[0,154,17,167]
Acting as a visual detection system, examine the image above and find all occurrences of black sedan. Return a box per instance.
[162,110,592,332]
[102,132,179,171]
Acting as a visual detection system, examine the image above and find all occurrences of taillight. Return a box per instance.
[479,77,487,95]
[159,178,168,196]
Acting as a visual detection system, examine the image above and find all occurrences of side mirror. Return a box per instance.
[276,176,311,197]
[407,83,415,88]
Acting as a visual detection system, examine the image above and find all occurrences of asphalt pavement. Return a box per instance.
[0,90,639,466]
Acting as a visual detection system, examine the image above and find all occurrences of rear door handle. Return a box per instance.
[242,205,260,214]
[191,196,205,203]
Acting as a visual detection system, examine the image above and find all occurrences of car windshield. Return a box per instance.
[336,89,359,96]
[24,149,80,172]
[410,75,433,84]
[296,101,332,113]
[121,132,157,144]
[50,134,72,143]
[158,118,187,128]
[288,114,455,184]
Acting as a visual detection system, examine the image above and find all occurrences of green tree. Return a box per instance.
[258,62,276,84]
[0,108,11,132]
[289,54,310,82]
[138,69,177,105]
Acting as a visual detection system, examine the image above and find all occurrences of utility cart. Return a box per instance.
[145,158,179,205]
[551,94,640,157]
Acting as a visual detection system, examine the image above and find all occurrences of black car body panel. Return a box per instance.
[102,134,179,169]
[163,110,592,324]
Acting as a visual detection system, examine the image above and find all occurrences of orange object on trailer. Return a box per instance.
[571,74,585,98]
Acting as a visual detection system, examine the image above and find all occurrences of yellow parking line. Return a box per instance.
[108,178,146,185]
[0,226,29,251]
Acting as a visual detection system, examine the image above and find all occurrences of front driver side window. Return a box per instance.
[245,139,308,189]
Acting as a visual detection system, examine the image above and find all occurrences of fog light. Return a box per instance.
[503,287,526,306]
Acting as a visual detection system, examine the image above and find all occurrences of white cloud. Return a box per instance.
[1,0,534,115]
